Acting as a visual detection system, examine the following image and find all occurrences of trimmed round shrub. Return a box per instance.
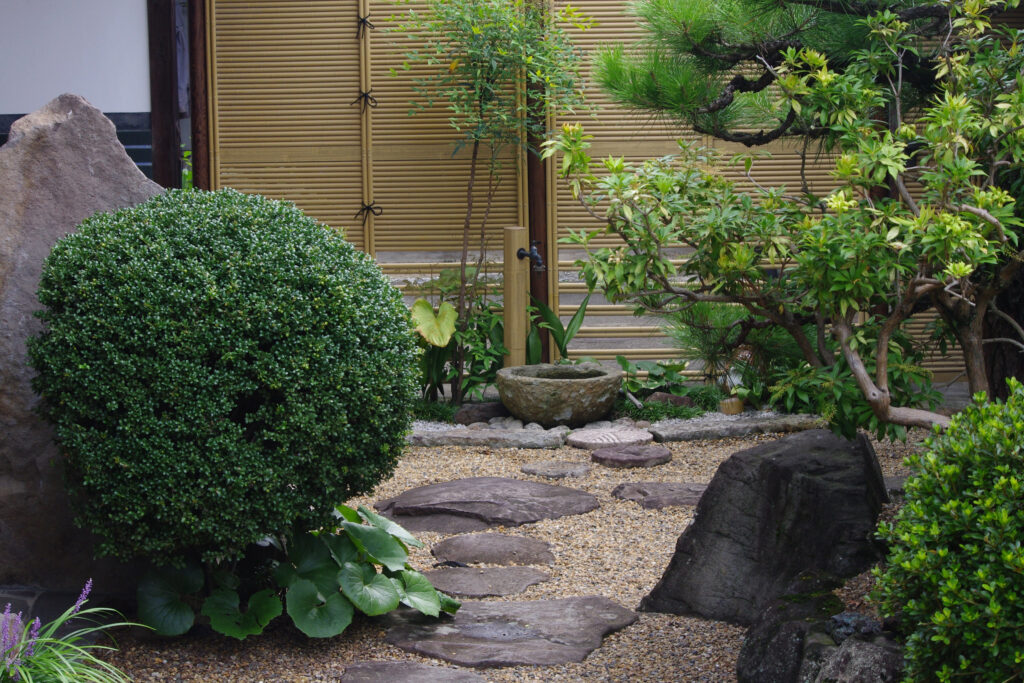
[29,189,418,565]
[873,379,1024,681]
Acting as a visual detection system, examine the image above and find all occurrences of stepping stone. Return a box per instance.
[381,596,637,667]
[431,533,555,566]
[650,413,820,442]
[591,444,672,469]
[422,567,551,597]
[521,460,591,479]
[566,427,653,450]
[612,482,707,509]
[342,661,484,682]
[375,477,599,533]
[407,429,565,449]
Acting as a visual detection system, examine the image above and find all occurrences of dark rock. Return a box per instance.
[814,634,904,682]
[422,566,551,597]
[736,574,845,683]
[591,444,672,469]
[375,477,599,533]
[647,391,694,407]
[884,475,907,496]
[611,482,707,509]
[431,533,555,566]
[826,612,883,644]
[496,363,622,427]
[640,430,888,625]
[454,401,510,425]
[381,596,637,667]
[342,661,484,682]
[520,460,591,479]
[0,94,161,592]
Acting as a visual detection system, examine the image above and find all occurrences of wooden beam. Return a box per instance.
[147,0,179,188]
[188,0,211,190]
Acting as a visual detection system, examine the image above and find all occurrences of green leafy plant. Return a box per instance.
[527,293,591,364]
[137,505,459,640]
[411,299,457,400]
[612,397,704,422]
[2,580,141,683]
[410,398,456,423]
[28,189,418,566]
[873,378,1024,681]
[615,357,689,396]
[455,297,508,399]
[546,3,1024,435]
[393,0,587,402]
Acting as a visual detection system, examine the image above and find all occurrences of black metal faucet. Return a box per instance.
[517,240,546,272]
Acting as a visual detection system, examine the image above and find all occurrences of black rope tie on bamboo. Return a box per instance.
[350,89,378,113]
[354,201,383,226]
[356,13,375,39]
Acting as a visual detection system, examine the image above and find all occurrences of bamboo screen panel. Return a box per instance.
[208,0,366,249]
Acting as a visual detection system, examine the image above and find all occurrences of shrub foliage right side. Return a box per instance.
[874,379,1024,681]
[28,189,418,566]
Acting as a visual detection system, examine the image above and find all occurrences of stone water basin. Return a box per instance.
[495,362,622,428]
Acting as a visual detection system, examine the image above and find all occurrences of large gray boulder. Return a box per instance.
[639,430,888,625]
[0,94,162,591]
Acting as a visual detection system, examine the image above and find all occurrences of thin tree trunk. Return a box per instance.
[451,138,482,404]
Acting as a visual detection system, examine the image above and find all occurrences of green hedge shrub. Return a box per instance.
[873,379,1024,681]
[29,189,418,566]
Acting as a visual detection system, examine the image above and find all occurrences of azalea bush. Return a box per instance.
[873,379,1024,681]
[29,189,418,566]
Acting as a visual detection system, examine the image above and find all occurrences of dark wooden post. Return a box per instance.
[188,0,211,189]
[147,0,180,188]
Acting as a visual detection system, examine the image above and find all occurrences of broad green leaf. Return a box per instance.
[526,325,542,364]
[137,562,204,636]
[530,294,565,350]
[563,293,592,353]
[285,578,354,638]
[411,299,457,347]
[438,591,462,615]
[342,521,409,572]
[274,532,342,593]
[322,532,360,567]
[399,570,441,617]
[334,504,362,523]
[201,588,282,640]
[338,562,401,616]
[357,505,424,548]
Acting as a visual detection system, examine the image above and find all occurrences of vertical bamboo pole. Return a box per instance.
[504,227,529,367]
[358,0,375,256]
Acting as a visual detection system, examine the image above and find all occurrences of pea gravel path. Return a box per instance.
[101,430,922,682]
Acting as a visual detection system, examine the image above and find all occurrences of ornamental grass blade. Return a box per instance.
[342,521,408,572]
[285,578,354,638]
[338,562,401,616]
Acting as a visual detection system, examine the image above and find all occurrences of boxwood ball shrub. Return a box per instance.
[873,379,1024,681]
[29,188,419,566]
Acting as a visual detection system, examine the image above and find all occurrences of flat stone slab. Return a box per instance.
[422,567,551,597]
[431,533,555,566]
[382,596,637,667]
[566,427,653,450]
[591,444,672,469]
[521,460,591,479]
[342,661,484,682]
[407,429,564,449]
[612,482,708,509]
[375,477,599,533]
[649,413,820,442]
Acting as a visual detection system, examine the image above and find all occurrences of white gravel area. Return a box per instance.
[102,429,922,682]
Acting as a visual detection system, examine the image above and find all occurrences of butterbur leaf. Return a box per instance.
[342,521,409,572]
[357,505,423,548]
[399,570,441,617]
[322,532,360,567]
[334,504,362,523]
[137,561,204,636]
[285,578,354,638]
[338,562,401,616]
[438,591,461,615]
[411,299,457,347]
[201,588,282,640]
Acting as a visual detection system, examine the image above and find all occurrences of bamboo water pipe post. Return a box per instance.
[503,227,529,367]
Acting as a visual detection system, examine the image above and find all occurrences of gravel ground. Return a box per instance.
[101,429,924,682]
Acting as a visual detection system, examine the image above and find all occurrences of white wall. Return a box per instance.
[0,0,150,114]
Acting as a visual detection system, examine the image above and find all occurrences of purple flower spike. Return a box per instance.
[72,578,93,615]
[24,618,40,658]
[1,603,12,656]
